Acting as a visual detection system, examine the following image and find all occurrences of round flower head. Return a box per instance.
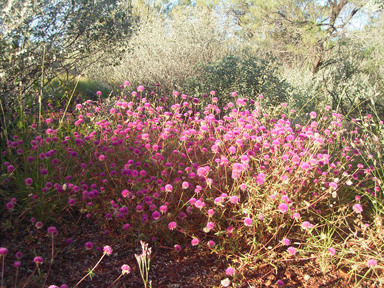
[0,247,9,256]
[36,221,43,229]
[14,262,21,267]
[61,285,69,288]
[34,256,44,265]
[277,280,285,287]
[328,247,336,256]
[367,259,377,268]
[278,203,288,213]
[121,264,131,274]
[25,178,33,186]
[191,238,200,246]
[137,86,144,92]
[47,226,58,236]
[103,245,113,255]
[281,238,290,246]
[353,204,363,214]
[85,242,94,250]
[48,286,59,288]
[226,267,235,276]
[207,240,215,247]
[244,217,252,226]
[168,222,177,230]
[174,244,182,252]
[287,247,297,255]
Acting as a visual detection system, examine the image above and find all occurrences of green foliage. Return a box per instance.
[183,54,290,107]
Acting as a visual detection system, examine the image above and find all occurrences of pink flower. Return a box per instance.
[353,204,363,214]
[103,246,113,255]
[206,222,215,231]
[121,264,131,274]
[25,178,33,186]
[244,217,252,226]
[165,184,173,192]
[282,238,290,246]
[96,91,102,96]
[208,240,215,247]
[0,247,9,256]
[329,182,338,190]
[168,222,177,230]
[229,196,239,204]
[137,86,144,92]
[85,242,94,250]
[47,227,58,236]
[124,81,130,86]
[174,244,182,252]
[226,267,235,276]
[328,247,336,256]
[277,280,285,287]
[34,256,43,265]
[310,111,317,118]
[287,247,297,255]
[278,203,288,213]
[182,182,189,189]
[207,209,215,217]
[301,221,313,230]
[367,259,377,268]
[292,213,301,220]
[191,238,200,246]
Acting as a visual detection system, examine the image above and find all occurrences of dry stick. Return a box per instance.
[39,45,46,129]
[59,73,82,129]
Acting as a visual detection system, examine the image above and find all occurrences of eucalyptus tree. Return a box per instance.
[0,0,135,119]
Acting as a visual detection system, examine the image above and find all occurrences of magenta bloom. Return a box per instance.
[14,262,21,267]
[206,222,215,231]
[309,111,317,118]
[137,86,144,92]
[191,238,200,246]
[281,238,290,246]
[85,242,94,250]
[165,184,173,192]
[168,222,177,230]
[329,182,338,190]
[367,259,377,268]
[25,178,33,186]
[277,280,285,287]
[34,256,44,265]
[0,247,9,256]
[207,240,215,247]
[124,81,130,86]
[278,203,288,213]
[103,246,113,255]
[353,204,363,214]
[47,227,58,236]
[229,196,239,204]
[121,264,131,274]
[287,247,297,255]
[244,217,252,226]
[182,182,189,189]
[328,247,336,256]
[6,202,14,210]
[301,221,313,230]
[226,267,235,276]
[96,91,102,96]
[174,244,182,252]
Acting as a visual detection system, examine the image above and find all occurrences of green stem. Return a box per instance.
[74,253,106,287]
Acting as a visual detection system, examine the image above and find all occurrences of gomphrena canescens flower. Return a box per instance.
[0,247,9,256]
[121,264,131,274]
[34,256,43,265]
[103,245,113,255]
[47,226,58,236]
[85,242,94,250]
[226,267,235,276]
[367,259,377,268]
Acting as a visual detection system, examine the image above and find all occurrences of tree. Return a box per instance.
[0,0,135,115]
[229,0,372,73]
